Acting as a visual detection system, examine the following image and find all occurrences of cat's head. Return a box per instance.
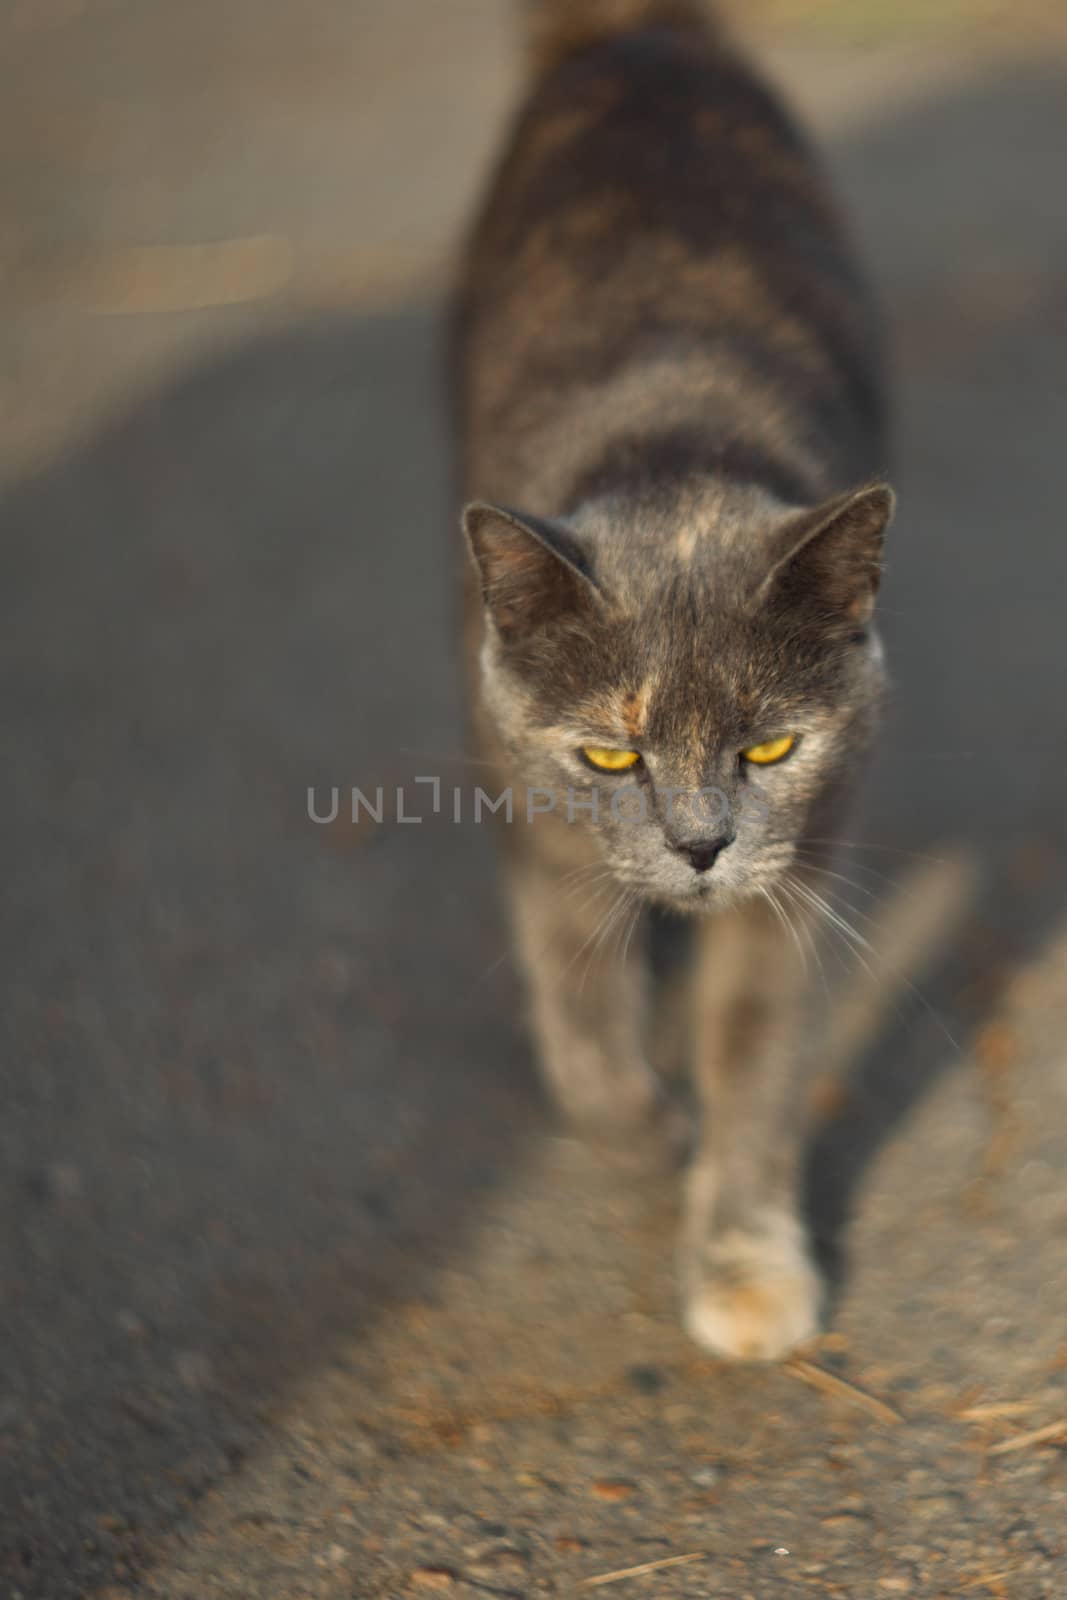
[463,478,893,911]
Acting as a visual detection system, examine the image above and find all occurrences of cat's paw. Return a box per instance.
[682,1213,821,1362]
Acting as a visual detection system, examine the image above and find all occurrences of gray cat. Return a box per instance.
[451,0,893,1359]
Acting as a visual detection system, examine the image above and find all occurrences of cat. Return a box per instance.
[450,0,893,1360]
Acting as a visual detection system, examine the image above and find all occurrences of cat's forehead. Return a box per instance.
[644,636,778,744]
[569,606,795,744]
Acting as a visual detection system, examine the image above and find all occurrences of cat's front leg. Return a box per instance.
[681,896,822,1360]
[507,848,686,1169]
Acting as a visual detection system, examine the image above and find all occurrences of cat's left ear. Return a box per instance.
[757,481,895,626]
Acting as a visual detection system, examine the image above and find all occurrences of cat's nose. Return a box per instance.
[674,834,733,874]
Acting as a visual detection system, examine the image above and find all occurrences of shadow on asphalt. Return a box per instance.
[2,60,1067,1600]
[804,58,1067,1267]
[0,309,543,1594]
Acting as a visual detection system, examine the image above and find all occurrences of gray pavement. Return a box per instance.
[3,5,1067,1597]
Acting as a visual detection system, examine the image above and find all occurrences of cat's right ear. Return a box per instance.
[462,502,602,642]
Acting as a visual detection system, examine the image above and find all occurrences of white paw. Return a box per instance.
[683,1214,822,1362]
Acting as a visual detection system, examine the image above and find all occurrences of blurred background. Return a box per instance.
[3,3,1067,1596]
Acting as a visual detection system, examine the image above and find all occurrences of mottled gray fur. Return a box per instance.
[451,0,894,1358]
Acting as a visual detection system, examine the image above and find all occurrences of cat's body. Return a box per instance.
[452,0,893,1359]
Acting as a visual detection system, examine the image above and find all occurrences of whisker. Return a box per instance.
[792,848,900,892]
[558,860,615,890]
[777,875,837,995]
[782,873,879,992]
[760,883,807,978]
[779,880,832,997]
[788,877,876,953]
[569,886,627,992]
[792,860,881,900]
[577,888,634,994]
[784,871,961,1056]
[617,892,644,969]
[800,838,949,866]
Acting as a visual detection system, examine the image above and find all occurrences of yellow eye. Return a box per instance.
[581,746,642,772]
[741,734,796,766]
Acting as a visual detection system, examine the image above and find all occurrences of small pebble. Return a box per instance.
[820,1511,873,1535]
[911,1493,965,1521]
[409,1568,455,1591]
[591,1478,636,1502]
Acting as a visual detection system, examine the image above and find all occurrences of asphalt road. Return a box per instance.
[3,6,1067,1596]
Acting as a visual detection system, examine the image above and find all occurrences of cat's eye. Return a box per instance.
[580,746,642,773]
[741,734,796,766]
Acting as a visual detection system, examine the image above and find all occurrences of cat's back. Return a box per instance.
[453,0,887,510]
